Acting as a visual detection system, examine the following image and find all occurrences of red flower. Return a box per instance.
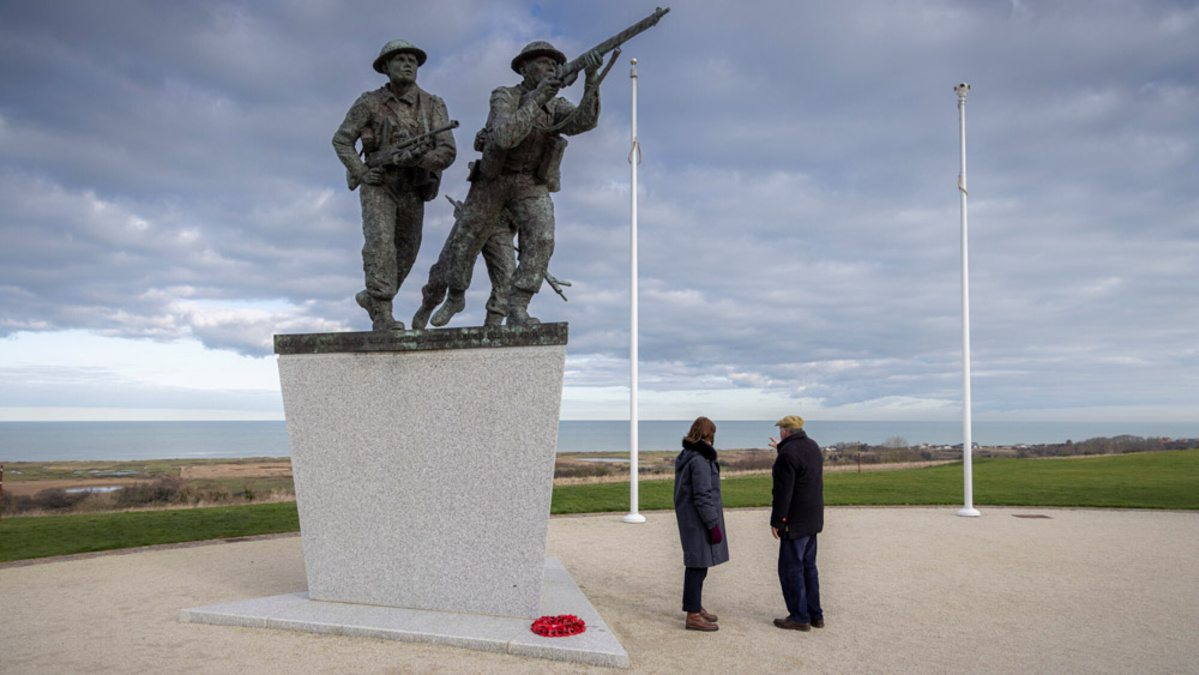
[531,614,586,637]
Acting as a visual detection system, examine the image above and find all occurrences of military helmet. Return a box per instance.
[373,39,428,74]
[510,41,566,74]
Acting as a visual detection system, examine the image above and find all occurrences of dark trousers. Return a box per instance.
[360,184,424,300]
[682,566,708,613]
[778,534,822,624]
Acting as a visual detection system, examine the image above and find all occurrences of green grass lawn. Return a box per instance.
[554,449,1199,513]
[0,502,299,563]
[3,449,1196,563]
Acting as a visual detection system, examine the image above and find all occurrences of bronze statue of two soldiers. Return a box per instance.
[333,9,670,331]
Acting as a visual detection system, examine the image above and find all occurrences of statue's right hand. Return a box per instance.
[361,167,384,186]
[534,77,563,104]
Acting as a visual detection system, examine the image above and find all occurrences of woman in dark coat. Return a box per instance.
[673,416,730,631]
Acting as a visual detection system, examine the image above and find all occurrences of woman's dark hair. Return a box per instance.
[684,416,717,445]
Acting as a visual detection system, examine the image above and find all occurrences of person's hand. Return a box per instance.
[360,167,384,186]
[771,526,780,541]
[768,436,779,450]
[583,49,602,81]
[708,523,723,545]
[534,76,563,104]
[392,141,429,168]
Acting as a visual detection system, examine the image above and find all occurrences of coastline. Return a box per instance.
[4,419,1199,462]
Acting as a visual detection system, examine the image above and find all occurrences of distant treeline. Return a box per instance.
[1012,435,1198,457]
[826,434,1198,464]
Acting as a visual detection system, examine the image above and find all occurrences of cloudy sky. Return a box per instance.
[1,1,1196,423]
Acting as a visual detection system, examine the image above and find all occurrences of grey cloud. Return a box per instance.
[1,1,1197,418]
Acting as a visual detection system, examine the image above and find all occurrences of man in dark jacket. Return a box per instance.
[769,415,825,631]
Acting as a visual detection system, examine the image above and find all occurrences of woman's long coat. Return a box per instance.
[673,439,730,568]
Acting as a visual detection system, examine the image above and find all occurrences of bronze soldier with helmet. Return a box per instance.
[332,39,456,331]
[412,42,603,328]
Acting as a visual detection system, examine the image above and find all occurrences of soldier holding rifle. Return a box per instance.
[333,39,457,331]
[414,7,670,328]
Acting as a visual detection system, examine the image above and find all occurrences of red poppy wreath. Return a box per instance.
[531,614,586,637]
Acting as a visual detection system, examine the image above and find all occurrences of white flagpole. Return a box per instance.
[624,58,646,524]
[955,83,980,518]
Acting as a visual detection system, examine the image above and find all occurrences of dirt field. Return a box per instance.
[179,462,293,479]
[1,477,146,498]
[1,451,953,501]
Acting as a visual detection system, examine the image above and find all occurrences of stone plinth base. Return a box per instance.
[274,324,567,618]
[180,557,629,669]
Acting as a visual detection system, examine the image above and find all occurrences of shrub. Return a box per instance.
[554,463,616,479]
[114,477,184,506]
[30,488,93,511]
[721,450,775,472]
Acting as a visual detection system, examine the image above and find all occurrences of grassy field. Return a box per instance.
[3,449,1196,563]
[551,449,1199,513]
[0,502,300,563]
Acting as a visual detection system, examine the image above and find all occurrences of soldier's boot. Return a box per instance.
[411,285,444,330]
[430,289,466,327]
[483,310,506,327]
[506,289,540,326]
[357,291,403,332]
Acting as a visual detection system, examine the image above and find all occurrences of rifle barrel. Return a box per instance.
[558,7,670,79]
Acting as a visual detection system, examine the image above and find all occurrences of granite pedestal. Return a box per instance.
[184,324,628,666]
[274,324,567,618]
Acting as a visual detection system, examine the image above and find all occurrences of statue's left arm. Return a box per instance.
[332,94,374,189]
[552,56,602,136]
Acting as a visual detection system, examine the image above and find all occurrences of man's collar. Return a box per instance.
[385,82,420,105]
[780,429,808,445]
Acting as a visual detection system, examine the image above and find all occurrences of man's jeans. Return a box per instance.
[778,534,823,624]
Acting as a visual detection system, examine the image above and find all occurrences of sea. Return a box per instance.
[2,420,1198,463]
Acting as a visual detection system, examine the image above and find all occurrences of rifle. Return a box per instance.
[365,120,459,169]
[556,7,670,87]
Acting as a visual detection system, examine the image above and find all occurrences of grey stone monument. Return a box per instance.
[181,325,628,667]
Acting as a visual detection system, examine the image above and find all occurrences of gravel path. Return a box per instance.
[2,506,1196,673]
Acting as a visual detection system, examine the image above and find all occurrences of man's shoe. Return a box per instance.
[357,291,402,331]
[355,290,373,313]
[812,619,825,629]
[430,290,465,327]
[685,613,718,632]
[700,608,718,623]
[506,289,540,326]
[773,617,811,632]
[412,300,436,330]
[411,285,445,330]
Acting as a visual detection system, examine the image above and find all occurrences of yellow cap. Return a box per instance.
[774,415,805,430]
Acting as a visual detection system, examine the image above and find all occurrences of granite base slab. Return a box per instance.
[275,325,566,617]
[180,556,629,669]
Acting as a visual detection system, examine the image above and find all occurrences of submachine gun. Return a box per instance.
[364,120,459,170]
